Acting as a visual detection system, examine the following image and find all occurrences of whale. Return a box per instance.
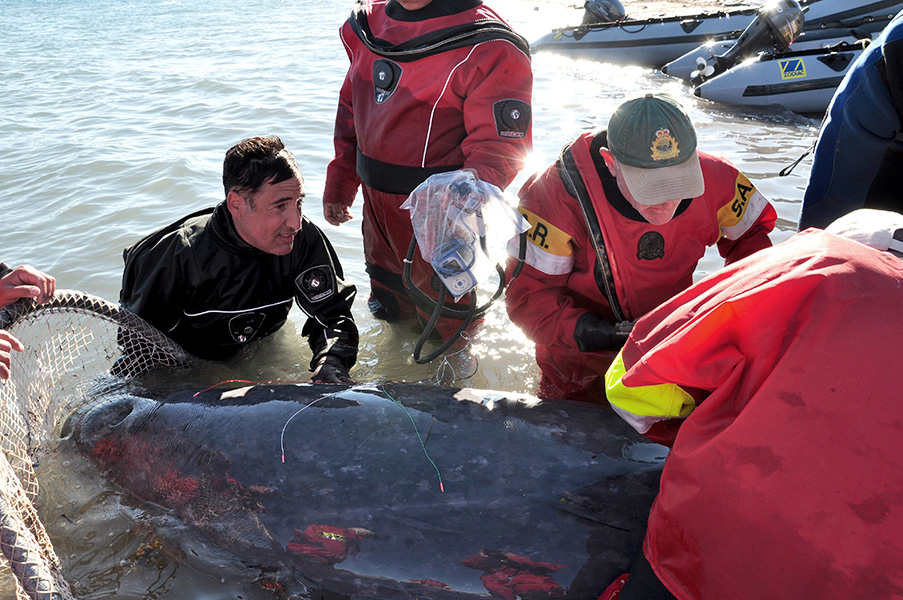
[66,382,666,599]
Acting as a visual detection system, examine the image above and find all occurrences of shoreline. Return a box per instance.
[530,0,760,19]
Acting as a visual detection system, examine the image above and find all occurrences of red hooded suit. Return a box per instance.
[324,0,532,322]
[606,230,903,599]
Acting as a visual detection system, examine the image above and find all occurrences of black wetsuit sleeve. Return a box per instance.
[119,234,190,338]
[294,224,359,371]
[0,263,11,279]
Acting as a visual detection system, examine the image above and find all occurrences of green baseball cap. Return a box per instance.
[607,92,705,206]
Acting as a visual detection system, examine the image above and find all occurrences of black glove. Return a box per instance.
[573,313,633,352]
[310,355,353,383]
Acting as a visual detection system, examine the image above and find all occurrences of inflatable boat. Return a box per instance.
[531,0,902,67]
[693,40,869,113]
[662,16,892,81]
[662,0,893,113]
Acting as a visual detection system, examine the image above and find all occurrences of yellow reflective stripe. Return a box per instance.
[519,208,573,258]
[717,172,757,229]
[604,352,697,427]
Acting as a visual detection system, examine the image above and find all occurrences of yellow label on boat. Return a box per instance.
[779,58,806,80]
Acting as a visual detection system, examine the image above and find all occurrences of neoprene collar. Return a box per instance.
[385,0,482,22]
[348,0,530,60]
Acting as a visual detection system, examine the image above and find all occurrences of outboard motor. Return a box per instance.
[582,0,627,24]
[691,0,804,85]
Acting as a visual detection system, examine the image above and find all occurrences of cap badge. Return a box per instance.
[650,128,679,161]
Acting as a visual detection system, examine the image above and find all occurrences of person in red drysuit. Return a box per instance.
[323,0,533,334]
[601,209,903,600]
[505,92,775,402]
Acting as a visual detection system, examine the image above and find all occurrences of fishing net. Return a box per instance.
[0,290,192,600]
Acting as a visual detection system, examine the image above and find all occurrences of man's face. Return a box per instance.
[623,193,681,226]
[229,176,304,255]
[606,154,682,226]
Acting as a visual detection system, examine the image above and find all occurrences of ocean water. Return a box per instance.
[0,0,817,597]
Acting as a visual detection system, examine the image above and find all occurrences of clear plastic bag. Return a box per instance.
[402,170,529,301]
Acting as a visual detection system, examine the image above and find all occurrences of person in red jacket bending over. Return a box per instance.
[323,0,533,334]
[601,209,903,600]
[505,92,775,402]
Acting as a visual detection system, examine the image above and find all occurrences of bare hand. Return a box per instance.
[0,330,24,380]
[324,203,354,226]
[0,265,56,307]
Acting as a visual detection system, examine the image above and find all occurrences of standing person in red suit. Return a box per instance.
[600,209,903,600]
[323,0,533,332]
[505,93,775,402]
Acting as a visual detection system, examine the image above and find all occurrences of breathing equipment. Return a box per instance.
[401,170,529,364]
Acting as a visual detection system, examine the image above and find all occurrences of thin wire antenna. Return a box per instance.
[279,397,327,462]
[380,384,445,493]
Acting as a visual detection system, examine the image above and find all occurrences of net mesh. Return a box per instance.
[0,290,192,600]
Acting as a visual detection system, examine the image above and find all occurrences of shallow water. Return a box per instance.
[0,0,817,597]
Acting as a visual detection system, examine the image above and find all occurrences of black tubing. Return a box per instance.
[403,231,527,363]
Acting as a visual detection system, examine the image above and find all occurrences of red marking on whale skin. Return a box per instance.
[92,437,127,464]
[155,468,200,506]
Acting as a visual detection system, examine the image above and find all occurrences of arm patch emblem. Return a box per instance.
[520,208,572,256]
[516,208,575,276]
[717,172,769,240]
[493,99,532,139]
[718,173,756,227]
[296,265,337,305]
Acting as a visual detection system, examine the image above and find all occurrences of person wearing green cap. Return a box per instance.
[504,92,776,402]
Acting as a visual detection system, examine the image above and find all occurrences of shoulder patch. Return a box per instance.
[718,172,757,227]
[717,172,769,240]
[295,265,337,305]
[520,208,572,256]
[517,207,574,276]
[493,99,531,139]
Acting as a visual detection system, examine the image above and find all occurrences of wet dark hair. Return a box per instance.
[222,135,303,201]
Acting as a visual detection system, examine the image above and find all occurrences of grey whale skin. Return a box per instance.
[69,382,665,599]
